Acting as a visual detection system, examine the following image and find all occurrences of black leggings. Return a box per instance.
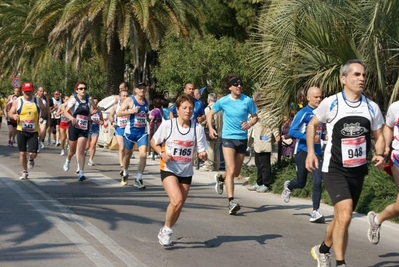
[288,150,322,210]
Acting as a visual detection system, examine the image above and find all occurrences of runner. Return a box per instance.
[62,82,91,181]
[85,97,104,166]
[306,59,385,267]
[56,95,70,156]
[109,90,129,175]
[7,82,46,179]
[116,82,149,188]
[36,86,50,152]
[150,94,207,246]
[6,94,18,147]
[49,91,63,146]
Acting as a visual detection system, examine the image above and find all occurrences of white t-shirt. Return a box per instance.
[152,118,207,177]
[385,101,399,151]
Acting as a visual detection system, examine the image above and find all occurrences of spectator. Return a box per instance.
[281,114,295,158]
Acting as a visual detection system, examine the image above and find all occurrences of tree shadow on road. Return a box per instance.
[367,252,399,267]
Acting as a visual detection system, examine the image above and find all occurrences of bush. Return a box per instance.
[242,158,399,223]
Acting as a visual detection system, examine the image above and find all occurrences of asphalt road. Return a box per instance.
[0,122,398,267]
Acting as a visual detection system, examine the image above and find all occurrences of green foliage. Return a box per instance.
[243,158,399,223]
[153,33,254,96]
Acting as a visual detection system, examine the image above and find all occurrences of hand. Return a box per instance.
[314,135,321,143]
[305,153,319,172]
[39,117,43,124]
[372,155,385,170]
[71,118,77,126]
[13,114,19,121]
[197,116,205,123]
[275,136,281,142]
[160,152,172,163]
[241,121,251,130]
[209,128,218,140]
[130,106,139,114]
[198,151,207,161]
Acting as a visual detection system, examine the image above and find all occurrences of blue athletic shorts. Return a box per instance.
[114,126,125,136]
[124,131,148,150]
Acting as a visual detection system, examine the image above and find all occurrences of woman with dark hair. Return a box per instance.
[62,81,91,181]
[150,94,207,246]
[206,73,258,215]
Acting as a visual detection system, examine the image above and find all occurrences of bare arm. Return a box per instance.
[7,99,19,121]
[383,124,393,156]
[371,127,386,169]
[116,98,137,117]
[206,109,217,139]
[305,116,321,171]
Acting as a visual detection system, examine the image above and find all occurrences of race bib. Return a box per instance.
[170,140,194,163]
[118,116,128,128]
[22,120,35,132]
[75,115,88,130]
[133,113,147,128]
[91,113,100,124]
[341,136,366,167]
[60,115,70,122]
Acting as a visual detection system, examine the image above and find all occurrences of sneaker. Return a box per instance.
[228,201,241,215]
[158,227,173,246]
[131,154,135,159]
[7,140,12,147]
[52,139,56,145]
[39,141,44,150]
[214,173,224,195]
[247,183,260,191]
[147,154,153,158]
[282,180,291,203]
[119,168,123,177]
[63,160,70,172]
[199,166,212,172]
[78,174,86,181]
[56,141,61,147]
[60,149,65,156]
[88,159,94,166]
[256,184,269,193]
[121,175,128,186]
[47,139,51,146]
[310,245,331,267]
[310,210,324,223]
[367,211,381,245]
[28,159,35,170]
[134,179,146,189]
[20,171,28,180]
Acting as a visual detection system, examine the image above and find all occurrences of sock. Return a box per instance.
[137,172,143,180]
[163,226,172,232]
[374,215,381,225]
[336,260,346,266]
[228,197,234,202]
[319,241,330,254]
[123,169,128,176]
[66,159,70,163]
[79,170,84,176]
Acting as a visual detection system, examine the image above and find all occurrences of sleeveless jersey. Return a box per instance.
[68,96,90,131]
[115,100,128,128]
[52,97,63,119]
[314,92,384,175]
[124,96,148,135]
[16,97,40,132]
[152,118,207,177]
[90,110,101,132]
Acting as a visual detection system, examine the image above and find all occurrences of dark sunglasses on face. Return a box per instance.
[232,83,243,87]
[77,87,87,90]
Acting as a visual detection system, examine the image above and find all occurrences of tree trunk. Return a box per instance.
[106,33,124,95]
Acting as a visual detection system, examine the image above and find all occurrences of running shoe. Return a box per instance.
[256,184,269,193]
[310,245,331,267]
[7,140,12,147]
[281,180,291,203]
[121,175,128,186]
[134,179,146,189]
[214,173,224,195]
[367,211,381,245]
[158,227,173,246]
[63,160,70,172]
[131,153,135,159]
[60,149,65,156]
[20,171,28,180]
[39,141,44,150]
[27,159,35,170]
[56,141,61,147]
[119,168,123,177]
[78,174,86,181]
[88,159,94,166]
[247,183,260,191]
[228,201,241,215]
[310,210,324,223]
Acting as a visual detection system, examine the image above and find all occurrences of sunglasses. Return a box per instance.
[232,83,243,87]
[77,87,87,90]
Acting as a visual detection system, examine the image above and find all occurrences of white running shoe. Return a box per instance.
[20,171,28,180]
[367,211,381,245]
[214,173,224,195]
[158,227,173,246]
[309,210,324,223]
[310,245,331,267]
[63,160,70,172]
[27,159,35,170]
[60,149,65,156]
[281,180,291,203]
[88,159,94,166]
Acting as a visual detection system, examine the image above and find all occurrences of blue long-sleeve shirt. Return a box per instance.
[289,105,323,156]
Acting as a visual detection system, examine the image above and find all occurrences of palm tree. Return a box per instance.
[27,0,202,94]
[251,0,399,124]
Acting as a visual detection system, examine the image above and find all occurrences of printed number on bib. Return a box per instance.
[91,113,100,124]
[75,115,88,130]
[341,136,366,168]
[171,140,194,163]
[134,113,147,127]
[22,120,35,132]
[118,116,128,128]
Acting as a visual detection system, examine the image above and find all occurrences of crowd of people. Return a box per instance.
[2,62,399,266]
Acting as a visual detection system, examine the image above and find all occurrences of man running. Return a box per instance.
[117,82,149,188]
[36,86,50,152]
[8,82,46,179]
[306,59,385,267]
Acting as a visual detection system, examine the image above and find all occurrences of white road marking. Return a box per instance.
[0,164,146,267]
[27,171,67,186]
[86,173,121,187]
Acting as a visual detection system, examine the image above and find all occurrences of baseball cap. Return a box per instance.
[135,82,147,88]
[22,82,34,92]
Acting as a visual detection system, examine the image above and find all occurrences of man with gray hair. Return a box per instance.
[200,93,223,172]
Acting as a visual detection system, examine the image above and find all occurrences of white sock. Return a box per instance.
[79,170,84,176]
[137,172,143,180]
[163,226,172,232]
[123,169,128,176]
[374,215,381,225]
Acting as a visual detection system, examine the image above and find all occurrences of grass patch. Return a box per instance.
[242,158,399,223]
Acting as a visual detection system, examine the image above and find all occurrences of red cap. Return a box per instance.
[22,82,34,92]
